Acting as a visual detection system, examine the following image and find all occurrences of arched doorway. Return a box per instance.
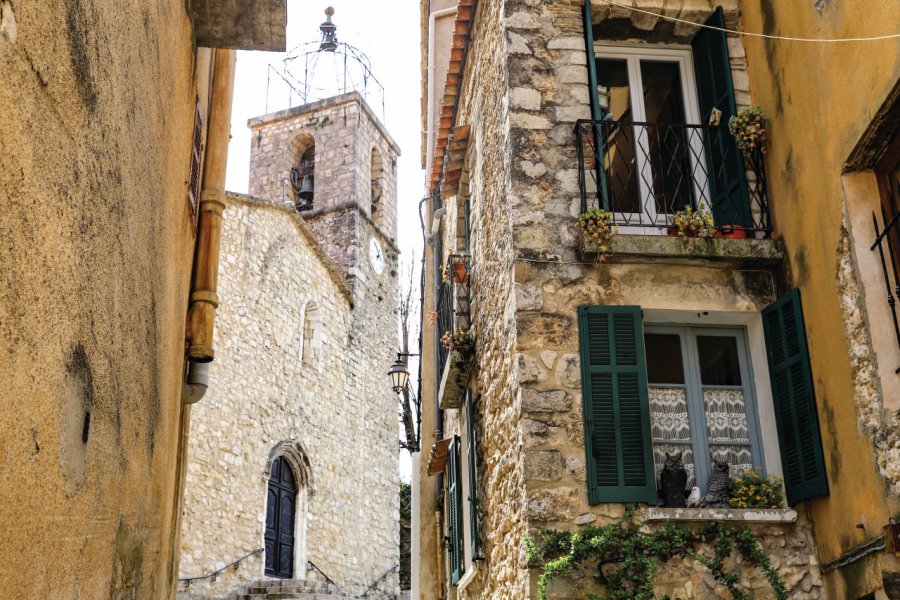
[265,456,297,578]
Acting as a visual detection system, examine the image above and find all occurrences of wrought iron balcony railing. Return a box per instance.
[575,119,771,235]
[435,272,471,382]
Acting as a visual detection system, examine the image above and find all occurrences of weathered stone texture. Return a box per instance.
[433,0,824,598]
[0,2,204,597]
[178,194,399,599]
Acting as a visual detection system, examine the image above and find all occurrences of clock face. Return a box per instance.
[369,237,385,275]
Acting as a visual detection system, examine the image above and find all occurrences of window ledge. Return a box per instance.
[583,235,784,268]
[456,560,480,593]
[645,507,797,523]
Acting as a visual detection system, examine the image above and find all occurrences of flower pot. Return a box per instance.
[452,263,469,284]
[718,225,748,239]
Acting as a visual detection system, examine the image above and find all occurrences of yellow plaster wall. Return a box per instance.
[0,1,201,597]
[740,0,900,596]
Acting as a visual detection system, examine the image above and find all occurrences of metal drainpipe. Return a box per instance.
[432,197,445,600]
[185,48,236,363]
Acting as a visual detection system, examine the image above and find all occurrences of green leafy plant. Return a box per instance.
[440,327,474,352]
[728,107,768,156]
[729,468,784,509]
[523,504,787,600]
[574,208,615,263]
[671,205,716,238]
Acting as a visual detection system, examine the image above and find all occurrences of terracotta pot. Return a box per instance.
[452,263,469,284]
[718,225,748,239]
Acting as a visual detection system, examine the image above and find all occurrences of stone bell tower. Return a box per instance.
[247,92,400,295]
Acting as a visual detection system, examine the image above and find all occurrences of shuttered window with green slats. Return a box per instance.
[447,435,465,585]
[578,306,656,504]
[465,390,481,559]
[762,289,829,506]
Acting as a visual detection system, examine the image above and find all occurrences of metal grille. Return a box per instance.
[871,202,900,374]
[435,274,471,380]
[575,119,771,234]
[188,101,203,223]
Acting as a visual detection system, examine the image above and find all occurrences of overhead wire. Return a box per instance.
[600,0,900,43]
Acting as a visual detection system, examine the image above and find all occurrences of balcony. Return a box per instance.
[575,119,771,236]
[435,257,472,410]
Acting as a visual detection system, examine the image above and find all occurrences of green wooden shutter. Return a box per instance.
[466,391,481,559]
[762,289,829,506]
[447,435,465,585]
[577,306,656,504]
[582,0,609,207]
[691,6,751,228]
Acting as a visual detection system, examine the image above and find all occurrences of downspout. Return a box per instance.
[185,48,236,363]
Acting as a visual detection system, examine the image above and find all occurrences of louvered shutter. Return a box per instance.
[691,6,751,228]
[447,436,464,585]
[466,391,481,559]
[582,0,609,207]
[762,289,828,505]
[578,306,656,504]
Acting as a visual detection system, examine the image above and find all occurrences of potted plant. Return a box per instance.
[573,207,615,263]
[669,205,716,238]
[728,107,768,157]
[441,253,470,284]
[717,224,748,239]
[729,467,784,509]
[441,328,474,354]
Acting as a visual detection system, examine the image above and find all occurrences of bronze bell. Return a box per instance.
[298,176,314,201]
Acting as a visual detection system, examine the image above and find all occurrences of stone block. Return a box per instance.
[524,450,564,481]
[511,87,542,111]
[522,389,571,413]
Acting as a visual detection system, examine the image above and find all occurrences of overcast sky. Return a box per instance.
[225,1,424,481]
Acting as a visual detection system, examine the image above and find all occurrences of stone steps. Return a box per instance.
[237,578,348,599]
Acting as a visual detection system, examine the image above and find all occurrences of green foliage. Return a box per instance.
[574,208,615,263]
[671,205,716,238]
[729,468,784,509]
[728,107,768,156]
[440,327,474,352]
[523,505,787,600]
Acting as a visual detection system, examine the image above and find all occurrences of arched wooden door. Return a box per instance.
[265,457,297,578]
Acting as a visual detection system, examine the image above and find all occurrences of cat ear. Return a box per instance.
[665,451,672,460]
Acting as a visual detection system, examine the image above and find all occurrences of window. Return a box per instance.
[584,6,753,230]
[446,435,464,585]
[645,327,763,493]
[447,391,482,588]
[577,293,828,507]
[370,147,383,222]
[290,134,315,211]
[301,302,322,368]
[596,47,706,222]
[187,100,203,223]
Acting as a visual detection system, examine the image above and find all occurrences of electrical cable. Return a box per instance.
[600,0,900,43]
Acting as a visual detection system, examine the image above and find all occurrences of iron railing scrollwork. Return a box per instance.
[871,205,900,374]
[435,267,471,380]
[575,119,771,235]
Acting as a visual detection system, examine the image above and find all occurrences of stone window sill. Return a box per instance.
[645,507,797,523]
[456,560,480,593]
[582,235,784,268]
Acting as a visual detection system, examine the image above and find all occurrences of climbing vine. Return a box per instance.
[523,505,787,600]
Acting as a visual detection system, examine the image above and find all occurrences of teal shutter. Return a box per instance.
[762,289,829,506]
[465,391,481,559]
[447,436,465,585]
[582,0,608,207]
[691,6,751,228]
[577,306,656,504]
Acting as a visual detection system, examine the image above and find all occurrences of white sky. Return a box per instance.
[224,1,425,483]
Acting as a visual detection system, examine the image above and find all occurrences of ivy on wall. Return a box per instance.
[523,505,787,600]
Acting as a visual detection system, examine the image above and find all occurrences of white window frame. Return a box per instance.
[594,45,711,230]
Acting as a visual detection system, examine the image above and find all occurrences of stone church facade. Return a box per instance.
[178,93,401,599]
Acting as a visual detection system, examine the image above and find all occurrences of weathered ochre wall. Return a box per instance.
[0,1,201,597]
[740,0,900,597]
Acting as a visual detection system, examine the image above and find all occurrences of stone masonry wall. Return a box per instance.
[435,0,531,597]
[435,0,822,597]
[248,92,400,242]
[178,193,399,599]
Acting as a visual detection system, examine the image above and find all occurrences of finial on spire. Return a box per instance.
[320,7,337,52]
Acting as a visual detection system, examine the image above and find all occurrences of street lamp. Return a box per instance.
[388,356,410,394]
